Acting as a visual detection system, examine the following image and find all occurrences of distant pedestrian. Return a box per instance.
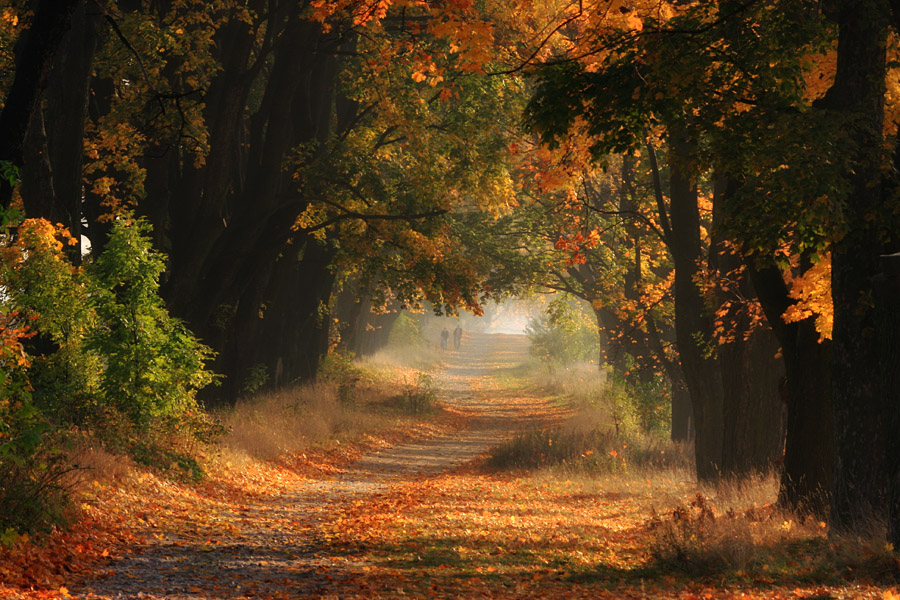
[453,325,463,350]
[440,327,449,350]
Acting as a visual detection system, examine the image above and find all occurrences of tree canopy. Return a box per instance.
[2,0,900,546]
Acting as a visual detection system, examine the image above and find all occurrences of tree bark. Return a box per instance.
[19,2,97,261]
[748,260,833,516]
[875,253,900,547]
[153,10,350,394]
[671,382,693,442]
[0,0,81,209]
[825,1,890,532]
[711,181,785,477]
[668,130,724,481]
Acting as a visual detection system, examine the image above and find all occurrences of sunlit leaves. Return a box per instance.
[782,252,832,340]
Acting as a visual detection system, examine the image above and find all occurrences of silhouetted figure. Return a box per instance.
[453,325,463,350]
[440,327,449,350]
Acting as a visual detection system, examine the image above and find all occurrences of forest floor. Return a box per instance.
[3,333,899,599]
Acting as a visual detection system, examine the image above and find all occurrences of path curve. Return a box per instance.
[73,333,560,599]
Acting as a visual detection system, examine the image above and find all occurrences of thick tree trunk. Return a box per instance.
[334,285,403,357]
[334,282,370,352]
[748,261,833,516]
[826,2,890,532]
[671,383,693,442]
[267,238,338,383]
[0,0,81,209]
[875,253,900,547]
[668,131,724,481]
[711,182,785,477]
[19,2,97,260]
[719,322,784,476]
[354,310,403,356]
[155,13,349,395]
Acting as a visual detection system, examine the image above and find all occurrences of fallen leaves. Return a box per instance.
[2,336,898,599]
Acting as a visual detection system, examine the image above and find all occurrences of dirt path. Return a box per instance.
[73,333,564,599]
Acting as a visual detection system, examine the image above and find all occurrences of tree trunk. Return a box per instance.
[712,181,785,477]
[19,2,97,260]
[748,260,833,516]
[155,13,350,395]
[875,253,900,547]
[0,0,81,208]
[355,310,403,356]
[671,382,693,442]
[668,130,724,481]
[718,321,784,476]
[826,1,890,532]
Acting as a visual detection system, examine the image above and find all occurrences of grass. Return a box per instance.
[216,354,447,466]
[482,357,900,593]
[488,359,689,477]
[7,336,898,600]
[362,339,445,372]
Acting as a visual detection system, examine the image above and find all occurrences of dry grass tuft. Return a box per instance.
[67,441,133,486]
[648,485,793,573]
[529,361,607,396]
[362,343,444,372]
[488,361,690,479]
[648,473,899,584]
[217,381,391,462]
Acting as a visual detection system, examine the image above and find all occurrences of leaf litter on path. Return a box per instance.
[3,334,897,599]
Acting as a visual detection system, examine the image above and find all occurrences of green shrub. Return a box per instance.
[383,372,437,414]
[88,218,216,427]
[0,397,72,535]
[405,372,436,414]
[320,350,367,407]
[242,364,269,395]
[0,218,75,534]
[526,298,598,368]
[0,215,217,525]
[3,219,100,425]
[4,217,216,432]
[388,312,425,346]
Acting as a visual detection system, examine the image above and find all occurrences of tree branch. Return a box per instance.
[303,205,448,234]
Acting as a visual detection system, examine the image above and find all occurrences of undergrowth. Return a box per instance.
[487,427,689,475]
[218,357,443,463]
[488,361,689,476]
[490,357,899,588]
[648,487,899,585]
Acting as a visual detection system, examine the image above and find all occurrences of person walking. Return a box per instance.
[453,325,463,350]
[440,327,449,350]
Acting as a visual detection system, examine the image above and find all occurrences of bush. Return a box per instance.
[88,218,216,427]
[0,397,73,536]
[319,350,365,406]
[488,367,690,475]
[0,218,74,535]
[0,215,217,532]
[526,297,598,368]
[4,217,216,431]
[404,372,436,414]
[388,312,425,347]
[4,220,99,425]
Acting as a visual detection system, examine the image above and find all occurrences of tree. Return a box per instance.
[0,0,81,210]
[3,0,539,401]
[524,0,824,485]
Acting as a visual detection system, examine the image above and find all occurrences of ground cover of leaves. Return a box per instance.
[2,333,898,599]
[0,411,466,600]
[324,466,900,599]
